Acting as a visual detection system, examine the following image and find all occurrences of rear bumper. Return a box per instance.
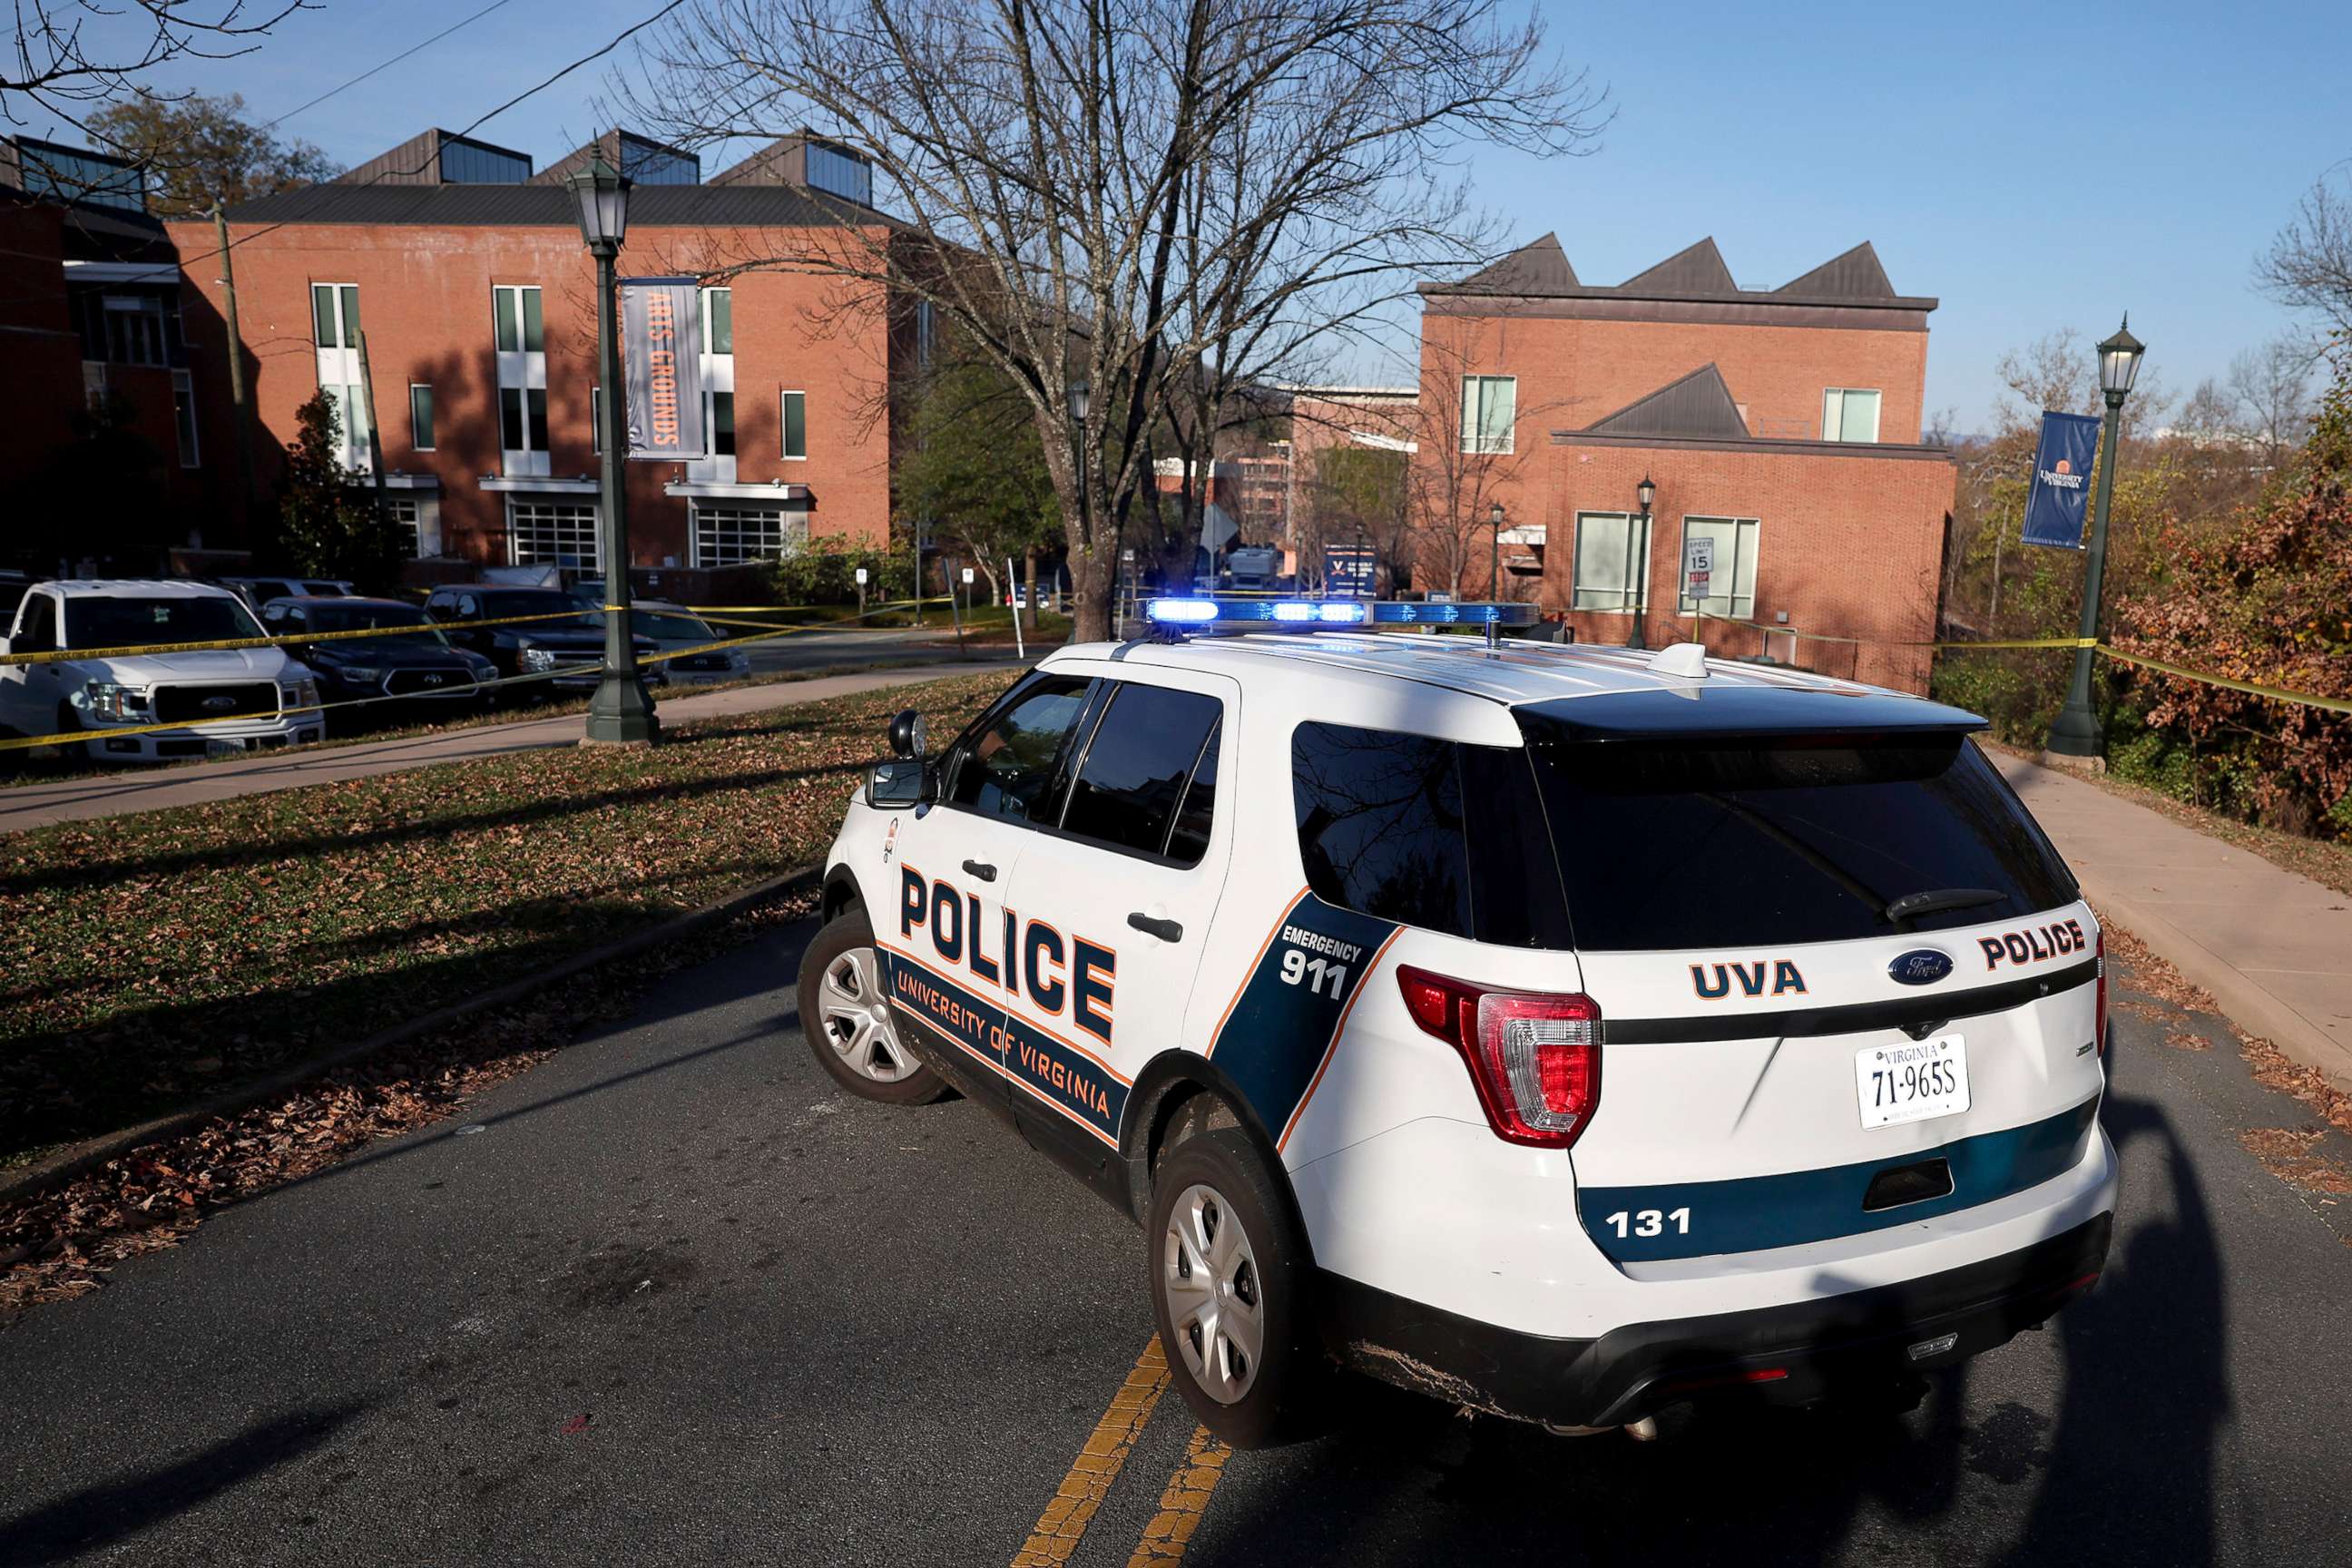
[1318,1211,2111,1428]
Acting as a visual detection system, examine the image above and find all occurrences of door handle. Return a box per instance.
[961,858,997,882]
[1127,912,1183,943]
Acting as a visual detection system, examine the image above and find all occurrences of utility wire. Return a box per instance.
[261,0,521,132]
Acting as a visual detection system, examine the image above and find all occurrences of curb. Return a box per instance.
[2090,882,2352,1094]
[0,863,822,1213]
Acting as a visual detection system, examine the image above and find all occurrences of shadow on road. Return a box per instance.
[1188,1078,2229,1566]
[0,1400,365,1564]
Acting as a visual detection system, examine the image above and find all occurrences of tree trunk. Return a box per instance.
[1023,550,1038,632]
[1065,500,1114,642]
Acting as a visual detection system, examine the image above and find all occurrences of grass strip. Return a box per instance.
[0,670,1015,1168]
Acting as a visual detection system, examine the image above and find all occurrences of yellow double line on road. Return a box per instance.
[1011,1338,1236,1567]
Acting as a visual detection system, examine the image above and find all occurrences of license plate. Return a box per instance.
[1855,1034,1969,1129]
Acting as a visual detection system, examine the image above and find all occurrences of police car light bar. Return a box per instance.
[1143,597,1538,632]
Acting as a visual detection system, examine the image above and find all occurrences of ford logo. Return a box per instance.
[201,694,236,711]
[1888,949,1955,986]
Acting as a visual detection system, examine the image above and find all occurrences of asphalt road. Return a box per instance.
[738,624,1023,676]
[3,919,2348,1567]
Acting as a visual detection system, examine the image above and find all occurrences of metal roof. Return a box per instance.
[222,181,858,228]
[1584,363,1750,439]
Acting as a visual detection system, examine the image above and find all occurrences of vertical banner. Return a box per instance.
[2021,411,2102,549]
[1323,544,1376,596]
[620,277,706,461]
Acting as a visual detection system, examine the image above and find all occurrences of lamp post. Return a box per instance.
[1625,474,1655,650]
[1489,501,1504,597]
[2044,317,2145,760]
[566,156,658,747]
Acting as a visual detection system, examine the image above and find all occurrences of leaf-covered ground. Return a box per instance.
[0,671,1014,1168]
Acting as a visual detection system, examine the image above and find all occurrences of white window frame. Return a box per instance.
[1675,515,1760,619]
[1571,511,1649,612]
[505,499,601,571]
[1822,387,1881,444]
[408,383,435,451]
[1460,375,1516,455]
[779,389,807,460]
[494,285,549,477]
[691,503,805,568]
[311,281,367,473]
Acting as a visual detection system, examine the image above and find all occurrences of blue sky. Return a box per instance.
[81,0,2349,432]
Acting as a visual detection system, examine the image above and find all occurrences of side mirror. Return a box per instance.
[888,708,926,759]
[866,757,930,808]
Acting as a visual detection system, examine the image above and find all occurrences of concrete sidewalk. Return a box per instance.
[0,657,1018,837]
[1994,751,2352,1090]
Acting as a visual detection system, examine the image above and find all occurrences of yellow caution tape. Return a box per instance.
[0,606,625,667]
[2091,645,2352,717]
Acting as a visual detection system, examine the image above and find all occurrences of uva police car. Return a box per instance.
[799,598,2117,1447]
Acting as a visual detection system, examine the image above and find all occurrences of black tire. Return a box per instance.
[794,906,950,1104]
[1147,1126,1326,1448]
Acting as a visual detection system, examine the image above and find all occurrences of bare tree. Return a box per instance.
[2227,334,2319,459]
[4,3,304,152]
[1994,326,2171,439]
[621,0,1604,639]
[2256,162,2352,336]
[1406,313,1569,598]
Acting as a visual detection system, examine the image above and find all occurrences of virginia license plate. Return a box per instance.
[1856,1034,1970,1129]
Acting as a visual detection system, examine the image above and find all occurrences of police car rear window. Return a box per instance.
[1291,723,1572,948]
[1514,720,2077,951]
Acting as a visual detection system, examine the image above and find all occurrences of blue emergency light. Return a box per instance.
[1143,596,1538,633]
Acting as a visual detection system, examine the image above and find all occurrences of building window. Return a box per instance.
[495,285,544,353]
[780,390,806,459]
[915,299,936,370]
[1460,375,1515,455]
[507,501,600,570]
[498,387,549,456]
[701,287,732,355]
[710,391,735,457]
[409,384,435,450]
[1571,511,1650,612]
[1822,387,1881,443]
[390,496,422,557]
[805,142,873,205]
[311,283,360,349]
[86,293,170,366]
[172,369,200,467]
[693,505,806,567]
[1676,516,1760,619]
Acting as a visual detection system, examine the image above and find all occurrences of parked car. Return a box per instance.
[805,596,2117,1447]
[220,575,354,611]
[0,579,323,762]
[260,596,500,719]
[422,584,655,696]
[625,602,749,686]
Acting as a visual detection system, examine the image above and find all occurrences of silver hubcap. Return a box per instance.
[1161,1182,1265,1404]
[817,947,919,1083]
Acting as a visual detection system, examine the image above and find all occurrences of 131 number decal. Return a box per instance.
[1603,1207,1691,1240]
[1279,947,1347,998]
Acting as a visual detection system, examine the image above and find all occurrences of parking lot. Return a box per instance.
[4,912,2347,1568]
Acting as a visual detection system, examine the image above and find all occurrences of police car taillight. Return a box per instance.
[1396,967,1601,1149]
[2094,926,2109,1057]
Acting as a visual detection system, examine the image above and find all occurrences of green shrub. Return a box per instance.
[764,532,916,604]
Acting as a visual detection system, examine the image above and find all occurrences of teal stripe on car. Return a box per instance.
[1579,1097,2102,1263]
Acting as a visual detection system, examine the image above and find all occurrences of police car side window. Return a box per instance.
[1165,725,1220,866]
[1059,682,1222,862]
[942,675,1093,824]
[1291,722,1475,941]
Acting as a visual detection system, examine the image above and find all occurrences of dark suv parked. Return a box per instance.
[260,596,500,718]
[423,584,654,696]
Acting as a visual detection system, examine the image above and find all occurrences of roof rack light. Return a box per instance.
[1143,596,1535,633]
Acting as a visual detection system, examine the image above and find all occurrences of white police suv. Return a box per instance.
[799,598,2116,1447]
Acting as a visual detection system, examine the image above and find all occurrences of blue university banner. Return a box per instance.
[2021,411,2102,549]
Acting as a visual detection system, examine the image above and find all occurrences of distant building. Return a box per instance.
[1416,234,1955,691]
[164,128,914,578]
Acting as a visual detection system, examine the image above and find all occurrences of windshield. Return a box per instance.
[630,611,717,642]
[1514,720,2078,951]
[308,603,450,648]
[482,592,600,631]
[67,595,264,651]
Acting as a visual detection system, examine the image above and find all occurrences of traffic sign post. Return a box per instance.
[1682,535,1714,642]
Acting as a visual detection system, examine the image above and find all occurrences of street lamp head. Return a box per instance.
[565,154,632,252]
[1636,474,1656,514]
[1489,501,1505,528]
[2097,315,2145,398]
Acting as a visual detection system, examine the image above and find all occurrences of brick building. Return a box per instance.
[1416,234,1955,691]
[162,129,909,579]
[1,136,208,569]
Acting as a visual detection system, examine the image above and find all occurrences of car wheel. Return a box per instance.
[795,906,949,1104]
[1148,1126,1326,1449]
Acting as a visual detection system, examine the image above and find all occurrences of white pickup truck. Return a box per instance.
[0,580,324,762]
